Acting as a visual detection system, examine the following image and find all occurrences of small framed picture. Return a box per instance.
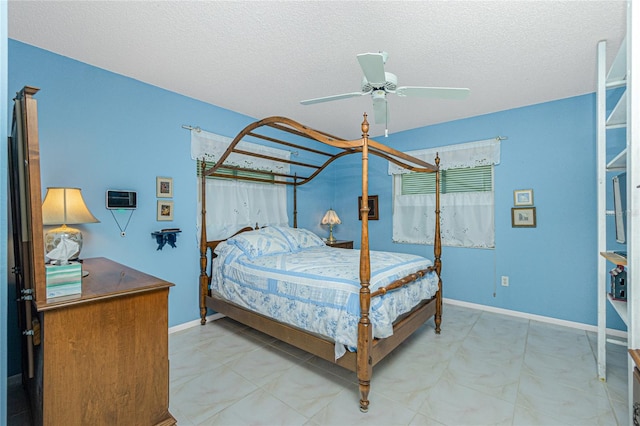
[358,195,379,221]
[513,189,533,206]
[156,176,173,198]
[157,200,174,221]
[512,207,536,228]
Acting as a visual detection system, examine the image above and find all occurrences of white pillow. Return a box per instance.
[271,226,326,250]
[228,228,291,259]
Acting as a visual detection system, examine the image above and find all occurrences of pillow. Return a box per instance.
[213,240,227,256]
[228,227,291,259]
[271,226,326,250]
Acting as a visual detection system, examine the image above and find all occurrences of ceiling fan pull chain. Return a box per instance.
[385,99,389,137]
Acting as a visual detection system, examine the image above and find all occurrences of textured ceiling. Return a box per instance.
[8,1,627,139]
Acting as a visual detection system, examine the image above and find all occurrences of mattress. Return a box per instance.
[210,227,439,359]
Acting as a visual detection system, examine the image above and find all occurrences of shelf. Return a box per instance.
[606,37,627,85]
[606,148,627,171]
[600,251,628,266]
[607,293,628,326]
[606,90,627,128]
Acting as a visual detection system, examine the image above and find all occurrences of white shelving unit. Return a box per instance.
[596,35,628,379]
[597,2,639,419]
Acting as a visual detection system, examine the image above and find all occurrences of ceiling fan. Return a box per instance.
[300,51,470,136]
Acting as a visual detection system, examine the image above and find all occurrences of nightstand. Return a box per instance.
[325,240,353,249]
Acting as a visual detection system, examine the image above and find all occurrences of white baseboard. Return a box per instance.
[444,298,628,339]
[168,313,224,334]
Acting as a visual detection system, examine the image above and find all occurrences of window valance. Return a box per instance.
[191,129,291,173]
[388,138,501,174]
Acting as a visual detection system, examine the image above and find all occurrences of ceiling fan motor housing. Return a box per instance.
[361,72,397,93]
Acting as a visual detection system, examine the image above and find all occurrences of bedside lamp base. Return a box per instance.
[44,224,82,262]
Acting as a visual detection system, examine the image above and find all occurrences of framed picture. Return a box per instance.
[157,200,174,221]
[512,207,536,228]
[156,176,173,198]
[358,195,379,221]
[513,189,533,206]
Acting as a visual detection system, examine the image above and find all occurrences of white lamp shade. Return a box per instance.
[42,187,99,225]
[321,209,341,225]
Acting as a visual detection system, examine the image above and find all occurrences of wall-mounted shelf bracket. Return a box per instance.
[151,229,182,250]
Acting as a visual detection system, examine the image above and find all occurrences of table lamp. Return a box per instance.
[42,187,99,262]
[321,208,341,243]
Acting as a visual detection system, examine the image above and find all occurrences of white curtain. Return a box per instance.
[192,129,290,240]
[390,138,500,249]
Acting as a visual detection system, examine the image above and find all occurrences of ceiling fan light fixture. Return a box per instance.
[372,90,386,102]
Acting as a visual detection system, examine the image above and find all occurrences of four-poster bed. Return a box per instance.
[198,114,442,412]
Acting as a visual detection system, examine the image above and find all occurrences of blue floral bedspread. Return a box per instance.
[211,243,439,359]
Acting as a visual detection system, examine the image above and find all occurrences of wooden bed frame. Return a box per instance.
[198,114,442,412]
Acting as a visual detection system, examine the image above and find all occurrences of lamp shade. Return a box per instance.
[321,209,341,225]
[42,187,99,225]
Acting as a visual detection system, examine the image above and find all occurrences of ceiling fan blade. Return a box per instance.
[357,53,386,86]
[372,97,388,125]
[300,91,366,105]
[396,86,470,100]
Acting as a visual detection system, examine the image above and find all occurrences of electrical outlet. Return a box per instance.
[501,276,509,287]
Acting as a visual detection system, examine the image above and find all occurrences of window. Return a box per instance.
[192,130,289,240]
[390,139,500,249]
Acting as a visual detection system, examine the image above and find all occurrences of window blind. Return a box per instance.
[401,165,492,195]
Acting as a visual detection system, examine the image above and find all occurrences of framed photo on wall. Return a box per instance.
[358,195,379,220]
[513,189,533,206]
[156,176,173,198]
[157,200,174,221]
[511,207,536,227]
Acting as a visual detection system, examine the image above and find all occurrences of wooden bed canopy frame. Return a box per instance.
[198,114,442,412]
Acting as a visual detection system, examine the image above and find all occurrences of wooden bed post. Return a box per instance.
[434,154,442,334]
[293,174,298,228]
[199,160,209,325]
[357,114,373,413]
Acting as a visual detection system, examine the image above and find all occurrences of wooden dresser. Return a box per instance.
[28,257,176,425]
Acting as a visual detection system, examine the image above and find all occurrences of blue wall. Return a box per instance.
[7,40,625,376]
[7,40,265,331]
[6,40,335,336]
[331,96,626,330]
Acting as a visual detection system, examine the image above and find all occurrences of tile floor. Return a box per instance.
[8,304,630,425]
